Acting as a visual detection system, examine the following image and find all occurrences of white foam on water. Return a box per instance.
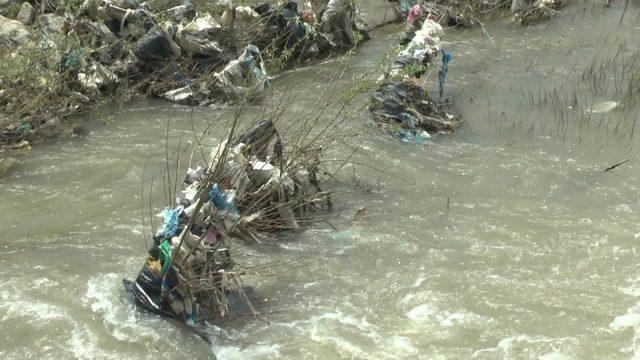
[262,309,422,359]
[322,309,429,359]
[472,334,573,359]
[389,335,419,355]
[214,344,281,360]
[309,328,368,359]
[84,273,163,343]
[314,310,376,332]
[439,311,486,328]
[302,281,319,289]
[610,306,640,332]
[398,292,417,307]
[68,325,119,360]
[406,303,437,320]
[412,273,426,288]
[611,275,640,356]
[397,287,440,309]
[31,277,58,288]
[307,310,375,358]
[395,286,497,347]
[0,289,66,322]
[621,277,640,297]
[405,301,491,330]
[539,350,574,360]
[203,323,282,359]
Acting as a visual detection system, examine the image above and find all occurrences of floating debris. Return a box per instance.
[369,8,460,142]
[589,101,620,114]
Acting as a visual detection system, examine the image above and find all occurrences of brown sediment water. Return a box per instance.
[2,2,640,358]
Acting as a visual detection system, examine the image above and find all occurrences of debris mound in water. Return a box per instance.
[124,119,331,323]
[370,79,458,142]
[369,10,460,143]
[517,0,568,25]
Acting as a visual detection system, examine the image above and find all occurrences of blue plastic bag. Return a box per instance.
[438,50,452,99]
[393,129,430,144]
[156,206,181,239]
[208,184,238,216]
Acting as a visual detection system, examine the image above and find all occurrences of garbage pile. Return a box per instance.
[156,44,272,105]
[515,0,568,25]
[389,0,568,28]
[369,6,459,143]
[124,120,331,322]
[390,0,479,30]
[0,0,370,146]
[244,0,369,64]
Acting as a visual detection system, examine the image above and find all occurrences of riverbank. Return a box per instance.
[0,0,380,152]
[0,0,574,160]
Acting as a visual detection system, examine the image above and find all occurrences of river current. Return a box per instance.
[2,2,640,359]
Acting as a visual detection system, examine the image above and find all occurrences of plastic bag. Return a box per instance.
[156,206,182,239]
[438,50,452,98]
[133,26,182,62]
[213,44,270,99]
[176,14,223,56]
[407,4,422,24]
[208,183,237,212]
[158,240,173,274]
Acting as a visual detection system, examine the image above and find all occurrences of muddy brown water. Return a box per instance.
[3,2,640,359]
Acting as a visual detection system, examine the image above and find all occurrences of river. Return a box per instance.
[2,1,640,359]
